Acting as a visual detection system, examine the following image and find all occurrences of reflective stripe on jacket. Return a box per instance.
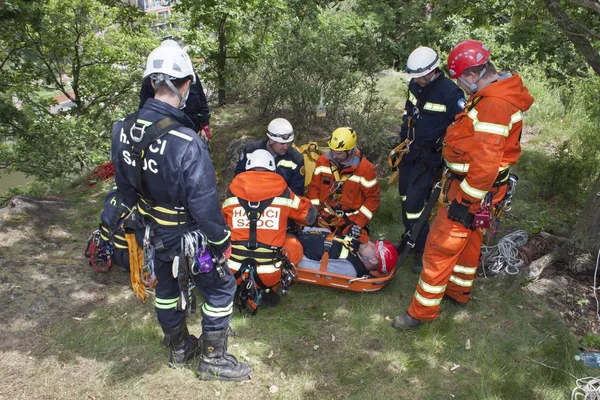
[307,149,380,228]
[443,73,534,208]
[234,139,305,196]
[222,171,313,249]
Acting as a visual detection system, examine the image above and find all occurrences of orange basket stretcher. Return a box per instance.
[294,263,397,293]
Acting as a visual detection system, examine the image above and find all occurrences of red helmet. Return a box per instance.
[447,40,491,79]
[374,240,398,275]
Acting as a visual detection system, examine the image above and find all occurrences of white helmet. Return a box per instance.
[143,40,196,83]
[246,149,276,172]
[266,118,294,144]
[405,46,440,78]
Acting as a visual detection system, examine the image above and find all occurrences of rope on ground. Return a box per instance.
[480,230,529,276]
[572,377,600,400]
[518,235,550,267]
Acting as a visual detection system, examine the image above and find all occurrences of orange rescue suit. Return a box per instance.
[408,73,534,321]
[222,171,312,289]
[307,149,380,243]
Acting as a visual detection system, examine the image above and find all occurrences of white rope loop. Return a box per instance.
[480,230,529,276]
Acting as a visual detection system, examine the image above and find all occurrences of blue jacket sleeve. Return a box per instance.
[111,121,139,209]
[445,86,466,123]
[180,141,231,252]
[234,146,248,176]
[289,158,306,196]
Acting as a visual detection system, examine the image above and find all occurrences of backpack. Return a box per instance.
[293,142,321,194]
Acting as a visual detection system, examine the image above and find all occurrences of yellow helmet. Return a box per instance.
[328,127,357,151]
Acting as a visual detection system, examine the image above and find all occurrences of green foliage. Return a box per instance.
[581,332,600,350]
[0,0,155,181]
[253,6,387,136]
[176,0,286,105]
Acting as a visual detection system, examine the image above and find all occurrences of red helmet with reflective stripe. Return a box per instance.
[447,40,491,79]
[374,240,398,275]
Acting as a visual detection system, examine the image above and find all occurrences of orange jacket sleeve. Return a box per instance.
[456,98,513,207]
[348,162,380,228]
[307,155,328,207]
[288,193,316,225]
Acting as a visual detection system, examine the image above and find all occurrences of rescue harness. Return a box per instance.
[229,195,297,314]
[121,112,225,310]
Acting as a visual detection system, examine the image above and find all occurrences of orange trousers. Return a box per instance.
[407,179,507,321]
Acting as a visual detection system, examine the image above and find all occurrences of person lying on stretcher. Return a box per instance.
[297,228,398,277]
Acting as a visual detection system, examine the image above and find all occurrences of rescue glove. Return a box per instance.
[349,224,362,239]
[200,124,212,143]
[447,200,475,230]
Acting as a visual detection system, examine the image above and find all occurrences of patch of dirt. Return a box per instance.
[0,196,129,352]
[526,267,600,343]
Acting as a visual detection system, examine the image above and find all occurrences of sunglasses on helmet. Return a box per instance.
[268,131,294,140]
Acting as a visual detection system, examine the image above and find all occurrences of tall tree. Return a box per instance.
[176,0,285,106]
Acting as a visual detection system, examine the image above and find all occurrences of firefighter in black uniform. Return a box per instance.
[139,40,212,143]
[234,118,305,196]
[98,187,131,270]
[398,46,466,273]
[111,40,250,381]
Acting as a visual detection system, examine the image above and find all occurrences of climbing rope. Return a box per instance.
[480,230,529,276]
[480,231,551,276]
[517,235,550,267]
[85,162,115,185]
[572,377,600,399]
[45,162,115,199]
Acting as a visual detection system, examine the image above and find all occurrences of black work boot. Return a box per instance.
[391,312,422,330]
[443,294,466,307]
[259,289,281,307]
[412,251,424,274]
[198,329,252,381]
[162,321,200,366]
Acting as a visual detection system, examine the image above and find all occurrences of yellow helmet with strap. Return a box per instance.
[328,127,357,151]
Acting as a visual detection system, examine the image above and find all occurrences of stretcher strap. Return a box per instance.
[319,231,337,272]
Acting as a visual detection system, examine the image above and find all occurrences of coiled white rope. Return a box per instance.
[572,377,600,399]
[480,230,529,276]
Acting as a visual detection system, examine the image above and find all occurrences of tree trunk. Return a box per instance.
[217,15,227,106]
[570,174,600,273]
[542,0,600,274]
[544,0,600,77]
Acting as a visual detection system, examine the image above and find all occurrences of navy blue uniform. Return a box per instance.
[234,139,305,196]
[398,72,465,252]
[139,73,210,132]
[112,98,234,332]
[98,188,131,269]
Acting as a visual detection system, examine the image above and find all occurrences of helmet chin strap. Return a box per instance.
[164,79,190,109]
[459,66,487,93]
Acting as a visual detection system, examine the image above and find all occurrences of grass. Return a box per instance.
[1,72,598,399]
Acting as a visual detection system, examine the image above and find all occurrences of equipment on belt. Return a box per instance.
[85,229,112,272]
[232,246,297,314]
[394,178,443,275]
[387,138,412,185]
[125,231,152,303]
